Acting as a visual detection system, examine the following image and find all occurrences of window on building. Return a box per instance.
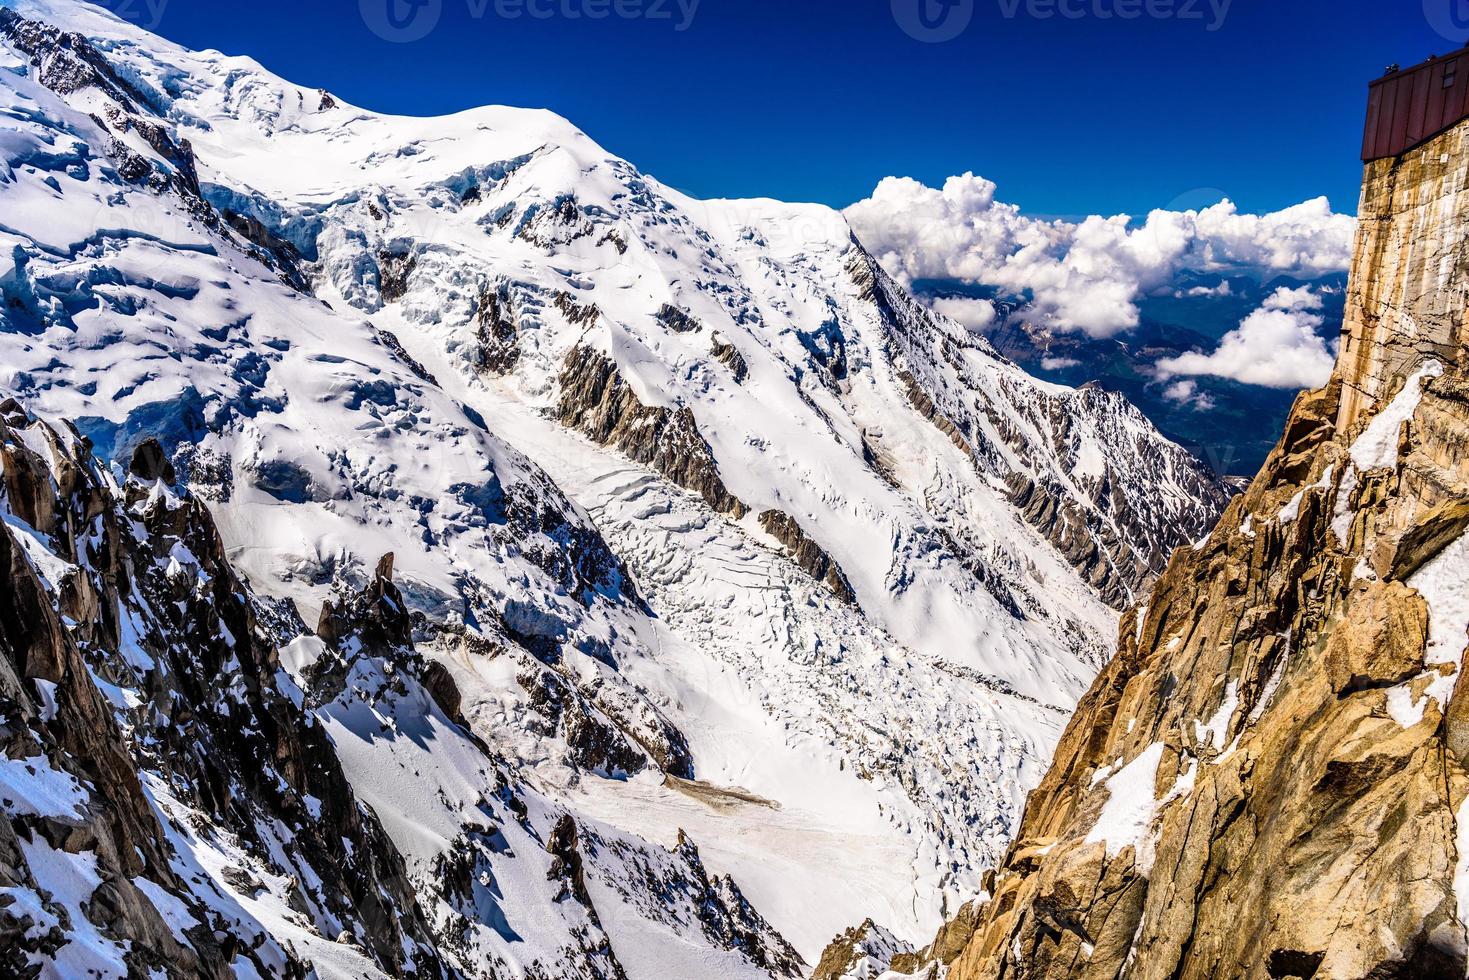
[1445,61,1458,88]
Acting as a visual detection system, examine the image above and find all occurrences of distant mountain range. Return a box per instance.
[913,272,1349,477]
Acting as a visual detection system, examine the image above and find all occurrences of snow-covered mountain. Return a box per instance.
[0,1,1229,974]
[0,408,802,978]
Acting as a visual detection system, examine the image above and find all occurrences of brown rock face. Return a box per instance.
[757,510,858,604]
[558,344,748,518]
[877,114,1469,980]
[1322,581,1428,695]
[1338,120,1469,431]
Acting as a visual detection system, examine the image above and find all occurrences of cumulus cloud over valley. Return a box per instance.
[1156,286,1338,389]
[844,173,1355,381]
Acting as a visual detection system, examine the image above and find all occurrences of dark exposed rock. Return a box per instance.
[474,282,521,374]
[128,437,175,484]
[711,333,749,383]
[377,247,417,303]
[539,816,628,980]
[558,345,748,518]
[655,303,701,334]
[0,408,452,979]
[1005,471,1137,609]
[555,290,600,326]
[758,510,857,604]
[597,229,628,254]
[897,368,973,457]
[797,317,848,382]
[422,659,472,730]
[665,831,805,978]
[316,551,413,652]
[376,327,441,385]
[546,814,593,907]
[0,9,148,109]
[517,195,596,249]
[518,665,654,777]
[221,208,309,289]
[502,480,641,609]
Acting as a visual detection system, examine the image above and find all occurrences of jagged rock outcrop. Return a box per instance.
[558,345,748,518]
[834,102,1469,980]
[474,281,521,374]
[811,919,916,980]
[0,406,451,978]
[655,303,702,334]
[758,510,858,604]
[711,333,750,383]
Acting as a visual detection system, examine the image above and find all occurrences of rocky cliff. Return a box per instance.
[0,404,451,977]
[829,100,1469,980]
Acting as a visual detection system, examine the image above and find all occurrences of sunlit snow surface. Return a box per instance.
[0,0,1221,963]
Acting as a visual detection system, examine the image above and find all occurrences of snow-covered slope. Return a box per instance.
[0,0,1228,969]
[0,406,801,979]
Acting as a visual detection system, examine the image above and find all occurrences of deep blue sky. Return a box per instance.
[93,0,1455,217]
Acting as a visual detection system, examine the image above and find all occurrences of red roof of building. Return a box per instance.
[1363,46,1469,161]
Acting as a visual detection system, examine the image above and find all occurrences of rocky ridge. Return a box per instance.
[0,400,806,978]
[0,405,447,977]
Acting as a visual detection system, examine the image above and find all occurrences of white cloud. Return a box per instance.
[1178,281,1233,298]
[844,173,1354,339]
[1041,356,1082,371]
[929,295,997,332]
[1161,379,1217,411]
[1261,285,1323,311]
[1155,287,1337,390]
